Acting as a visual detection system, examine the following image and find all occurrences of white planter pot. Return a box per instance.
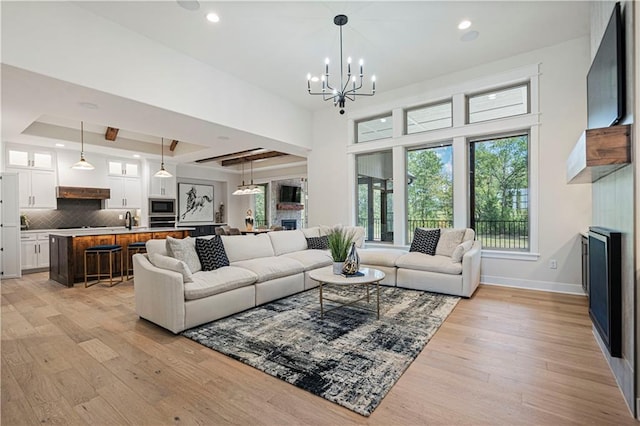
[332,262,344,275]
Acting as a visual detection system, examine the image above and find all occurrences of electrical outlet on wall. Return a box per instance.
[549,259,557,269]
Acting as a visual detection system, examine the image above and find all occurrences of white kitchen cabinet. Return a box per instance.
[20,232,49,270]
[107,176,141,209]
[148,161,177,197]
[1,173,21,278]
[8,167,57,209]
[5,145,54,170]
[108,159,139,177]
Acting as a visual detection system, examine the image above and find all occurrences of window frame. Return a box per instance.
[404,99,453,135]
[355,112,394,143]
[466,82,531,124]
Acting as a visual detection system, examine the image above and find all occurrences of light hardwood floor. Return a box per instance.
[2,272,636,425]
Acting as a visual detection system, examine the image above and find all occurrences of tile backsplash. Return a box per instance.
[22,199,132,230]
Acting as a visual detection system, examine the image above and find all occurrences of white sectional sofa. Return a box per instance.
[133,226,481,333]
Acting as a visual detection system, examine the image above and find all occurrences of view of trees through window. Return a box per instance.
[253,184,268,227]
[470,134,529,250]
[406,145,453,242]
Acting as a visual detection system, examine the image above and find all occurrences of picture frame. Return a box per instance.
[178,183,215,223]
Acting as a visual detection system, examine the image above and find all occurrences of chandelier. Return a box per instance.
[232,160,262,195]
[307,14,376,115]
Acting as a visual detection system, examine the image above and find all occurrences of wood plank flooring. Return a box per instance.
[2,272,635,425]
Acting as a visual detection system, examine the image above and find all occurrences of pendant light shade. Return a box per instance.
[232,160,262,195]
[154,137,173,178]
[71,121,94,170]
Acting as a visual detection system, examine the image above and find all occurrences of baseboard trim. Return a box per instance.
[481,275,586,296]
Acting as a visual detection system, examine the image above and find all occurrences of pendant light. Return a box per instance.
[71,121,94,170]
[154,137,173,178]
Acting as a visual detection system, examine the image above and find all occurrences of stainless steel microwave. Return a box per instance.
[149,198,176,216]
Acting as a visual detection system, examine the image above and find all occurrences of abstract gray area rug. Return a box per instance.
[182,286,459,416]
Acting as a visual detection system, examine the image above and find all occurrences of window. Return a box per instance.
[406,145,453,242]
[356,151,393,242]
[470,133,529,251]
[254,183,268,227]
[356,114,393,143]
[468,84,528,124]
[406,101,452,134]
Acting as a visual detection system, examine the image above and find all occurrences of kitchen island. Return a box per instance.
[49,227,192,287]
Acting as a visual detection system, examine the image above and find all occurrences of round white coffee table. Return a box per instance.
[309,266,386,319]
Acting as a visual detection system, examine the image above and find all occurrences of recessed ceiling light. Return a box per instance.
[55,143,65,147]
[206,12,220,23]
[461,31,479,42]
[488,94,497,100]
[380,118,386,123]
[177,0,200,11]
[79,102,98,109]
[133,154,140,158]
[458,20,472,30]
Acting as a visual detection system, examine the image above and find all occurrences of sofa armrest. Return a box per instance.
[461,241,482,297]
[133,253,186,334]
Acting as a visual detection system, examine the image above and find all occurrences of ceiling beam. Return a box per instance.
[105,127,119,141]
[221,151,287,167]
[195,148,263,164]
[169,140,179,151]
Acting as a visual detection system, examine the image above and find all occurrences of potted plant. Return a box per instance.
[327,227,356,274]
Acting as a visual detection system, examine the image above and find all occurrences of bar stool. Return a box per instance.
[84,244,123,288]
[126,241,147,280]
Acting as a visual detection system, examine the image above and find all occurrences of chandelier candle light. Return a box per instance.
[307,14,376,115]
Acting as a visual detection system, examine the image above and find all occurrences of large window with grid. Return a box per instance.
[469,133,529,251]
[356,151,393,242]
[406,145,453,242]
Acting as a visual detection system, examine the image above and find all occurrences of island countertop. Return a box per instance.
[49,227,192,287]
[47,226,194,237]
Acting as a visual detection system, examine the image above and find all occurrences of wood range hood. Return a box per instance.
[56,186,110,200]
[566,124,631,184]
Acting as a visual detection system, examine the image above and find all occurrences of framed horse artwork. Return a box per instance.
[178,183,215,223]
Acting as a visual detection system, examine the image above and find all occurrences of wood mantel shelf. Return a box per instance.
[276,203,304,211]
[566,124,631,184]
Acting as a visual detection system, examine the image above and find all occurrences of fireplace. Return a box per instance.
[589,227,622,358]
[281,219,297,230]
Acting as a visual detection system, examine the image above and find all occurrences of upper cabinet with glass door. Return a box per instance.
[107,159,139,177]
[5,144,55,170]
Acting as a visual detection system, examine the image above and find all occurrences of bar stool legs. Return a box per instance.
[84,245,124,288]
[126,242,147,281]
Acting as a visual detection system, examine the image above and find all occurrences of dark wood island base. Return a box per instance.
[49,229,190,287]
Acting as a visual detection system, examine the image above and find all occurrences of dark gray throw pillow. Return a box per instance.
[195,236,230,271]
[409,228,440,256]
[306,235,329,250]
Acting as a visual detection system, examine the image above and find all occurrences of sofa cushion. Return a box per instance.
[268,230,308,256]
[410,228,440,255]
[166,236,202,273]
[463,228,475,242]
[301,227,320,238]
[451,240,474,263]
[306,235,329,250]
[358,248,406,267]
[396,252,463,275]
[435,228,466,257]
[146,239,168,256]
[221,234,274,262]
[184,266,257,300]
[148,253,193,283]
[281,250,332,271]
[195,236,230,271]
[232,256,304,283]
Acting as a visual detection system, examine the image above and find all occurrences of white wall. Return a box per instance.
[2,1,312,150]
[308,36,592,292]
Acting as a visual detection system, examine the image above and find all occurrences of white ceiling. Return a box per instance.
[2,1,591,168]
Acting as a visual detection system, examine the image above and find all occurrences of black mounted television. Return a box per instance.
[280,185,301,203]
[587,2,625,129]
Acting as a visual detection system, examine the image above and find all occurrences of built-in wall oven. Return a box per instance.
[149,198,176,228]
